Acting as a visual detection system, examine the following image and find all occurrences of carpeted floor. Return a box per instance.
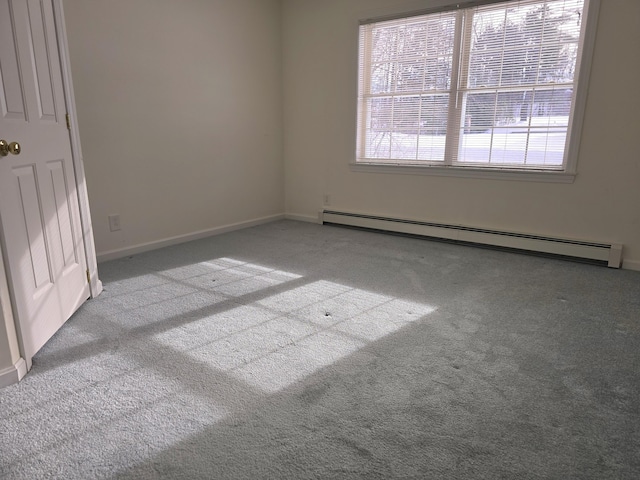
[1,220,639,479]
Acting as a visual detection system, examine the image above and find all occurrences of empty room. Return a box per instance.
[0,0,638,478]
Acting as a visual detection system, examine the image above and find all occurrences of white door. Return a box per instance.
[0,0,90,363]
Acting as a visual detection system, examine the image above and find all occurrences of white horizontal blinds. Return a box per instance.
[457,0,585,168]
[357,0,586,169]
[357,12,457,163]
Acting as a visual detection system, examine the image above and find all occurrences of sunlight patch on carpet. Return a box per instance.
[152,261,436,394]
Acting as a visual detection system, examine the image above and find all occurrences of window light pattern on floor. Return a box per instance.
[154,259,436,393]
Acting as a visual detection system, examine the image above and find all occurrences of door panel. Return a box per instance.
[0,0,27,121]
[48,159,78,268]
[13,163,53,290]
[0,0,89,361]
[26,0,58,121]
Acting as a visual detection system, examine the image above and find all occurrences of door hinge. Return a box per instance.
[86,269,91,284]
[66,113,71,130]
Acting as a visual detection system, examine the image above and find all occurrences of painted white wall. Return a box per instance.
[282,0,640,268]
[63,0,284,257]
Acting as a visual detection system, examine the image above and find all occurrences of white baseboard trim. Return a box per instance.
[97,214,285,263]
[284,213,322,224]
[0,358,27,389]
[622,259,640,271]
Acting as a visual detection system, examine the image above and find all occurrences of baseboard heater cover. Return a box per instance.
[322,210,622,268]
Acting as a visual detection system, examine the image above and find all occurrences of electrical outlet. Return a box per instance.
[323,194,330,205]
[108,214,121,232]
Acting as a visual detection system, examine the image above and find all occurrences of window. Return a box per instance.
[356,0,596,178]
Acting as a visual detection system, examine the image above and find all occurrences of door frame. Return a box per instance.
[0,0,102,385]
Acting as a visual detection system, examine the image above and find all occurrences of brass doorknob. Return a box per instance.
[0,140,21,156]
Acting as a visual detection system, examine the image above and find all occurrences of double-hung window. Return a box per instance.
[356,0,596,178]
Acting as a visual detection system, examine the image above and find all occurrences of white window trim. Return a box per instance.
[349,162,577,182]
[352,0,601,183]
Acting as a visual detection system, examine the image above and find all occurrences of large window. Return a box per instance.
[356,0,595,176]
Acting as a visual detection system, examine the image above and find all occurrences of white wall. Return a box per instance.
[63,0,640,265]
[63,0,284,257]
[282,0,640,269]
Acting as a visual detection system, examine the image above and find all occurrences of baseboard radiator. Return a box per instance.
[321,210,623,268]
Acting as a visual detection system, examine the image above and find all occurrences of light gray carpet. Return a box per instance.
[1,220,639,479]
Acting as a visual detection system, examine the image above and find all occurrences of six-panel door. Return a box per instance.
[0,0,90,363]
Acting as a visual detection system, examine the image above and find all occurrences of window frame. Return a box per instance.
[351,0,601,183]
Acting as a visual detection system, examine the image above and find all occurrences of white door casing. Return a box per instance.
[0,0,100,370]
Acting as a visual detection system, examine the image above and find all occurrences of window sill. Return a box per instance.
[349,162,576,183]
